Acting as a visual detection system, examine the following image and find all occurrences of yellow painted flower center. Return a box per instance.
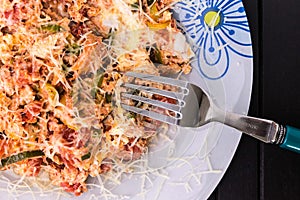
[204,11,221,27]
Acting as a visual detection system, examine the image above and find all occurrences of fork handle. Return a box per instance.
[221,111,300,153]
[279,125,300,153]
[216,111,300,153]
[221,112,280,143]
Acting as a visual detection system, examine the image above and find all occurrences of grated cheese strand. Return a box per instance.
[0,0,200,198]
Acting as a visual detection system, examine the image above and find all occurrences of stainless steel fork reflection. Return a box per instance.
[121,72,300,154]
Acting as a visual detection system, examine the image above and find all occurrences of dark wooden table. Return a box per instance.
[208,0,300,199]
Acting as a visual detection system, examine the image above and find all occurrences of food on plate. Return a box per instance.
[0,0,193,196]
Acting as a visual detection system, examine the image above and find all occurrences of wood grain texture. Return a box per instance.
[261,0,300,199]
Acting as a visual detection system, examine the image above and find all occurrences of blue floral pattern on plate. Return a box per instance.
[174,0,253,80]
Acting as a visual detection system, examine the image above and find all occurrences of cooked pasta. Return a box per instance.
[0,0,193,196]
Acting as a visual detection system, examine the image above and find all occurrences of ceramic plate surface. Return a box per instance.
[0,0,252,199]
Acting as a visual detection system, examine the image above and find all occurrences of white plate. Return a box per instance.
[0,0,252,199]
[173,0,253,198]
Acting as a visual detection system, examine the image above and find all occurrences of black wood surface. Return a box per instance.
[208,0,300,199]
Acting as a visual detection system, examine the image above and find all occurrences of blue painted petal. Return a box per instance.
[203,31,222,66]
[173,3,207,48]
[217,33,253,58]
[219,0,243,13]
[220,26,251,46]
[197,32,230,80]
[174,0,252,80]
[216,0,242,12]
[220,3,251,47]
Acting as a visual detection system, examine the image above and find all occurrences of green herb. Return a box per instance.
[147,0,155,6]
[62,63,69,71]
[91,128,102,139]
[81,152,91,161]
[127,112,136,119]
[65,43,81,56]
[105,93,112,103]
[1,150,44,168]
[97,74,104,88]
[90,73,104,99]
[149,47,163,64]
[40,24,64,33]
[131,2,139,9]
[94,93,104,104]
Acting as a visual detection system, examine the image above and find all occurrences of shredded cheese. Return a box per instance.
[0,0,203,198]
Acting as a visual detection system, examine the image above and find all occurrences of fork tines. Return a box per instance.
[120,72,190,125]
[125,71,189,89]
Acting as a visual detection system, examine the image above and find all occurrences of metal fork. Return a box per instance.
[121,72,300,153]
